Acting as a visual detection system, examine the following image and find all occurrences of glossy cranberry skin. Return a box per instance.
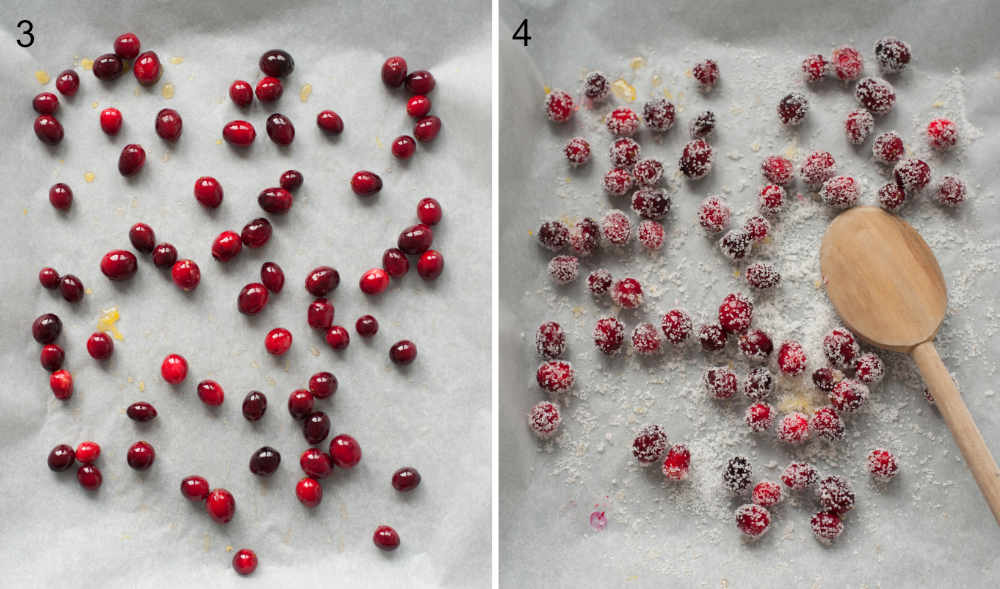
[351,171,382,196]
[280,169,303,191]
[258,187,293,213]
[303,411,331,444]
[126,401,157,422]
[152,243,177,268]
[242,391,267,421]
[76,441,101,463]
[171,259,201,291]
[50,369,73,399]
[114,33,140,59]
[133,51,161,85]
[41,345,64,371]
[261,262,285,292]
[39,267,60,289]
[206,488,236,523]
[212,231,243,261]
[48,183,72,210]
[406,95,432,117]
[161,354,188,384]
[392,466,421,492]
[382,56,408,87]
[299,448,332,478]
[238,218,271,249]
[87,332,114,359]
[398,224,434,255]
[266,113,295,145]
[329,434,361,468]
[417,250,444,279]
[34,115,63,145]
[259,49,295,77]
[406,70,435,94]
[288,389,315,420]
[391,135,416,159]
[296,477,323,507]
[305,266,340,296]
[265,328,292,355]
[223,121,256,146]
[48,444,76,471]
[316,110,344,134]
[414,116,441,142]
[93,53,124,80]
[308,371,337,398]
[155,108,183,141]
[55,70,79,96]
[101,250,138,280]
[193,176,223,208]
[180,475,210,501]
[390,340,417,365]
[59,274,85,302]
[238,283,269,315]
[127,441,155,470]
[77,465,102,490]
[33,92,59,115]
[255,77,283,102]
[417,197,442,225]
[32,313,62,344]
[232,549,258,575]
[118,144,146,176]
[325,326,350,350]
[356,315,378,337]
[307,298,335,329]
[360,268,390,294]
[229,80,253,107]
[126,224,155,254]
[197,380,225,406]
[373,526,400,551]
[99,108,122,135]
[249,446,281,476]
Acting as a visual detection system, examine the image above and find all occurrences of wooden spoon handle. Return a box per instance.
[912,341,1000,525]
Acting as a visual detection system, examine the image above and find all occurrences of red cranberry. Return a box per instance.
[810,406,845,442]
[197,380,225,406]
[417,250,444,279]
[894,158,932,193]
[232,549,258,575]
[735,504,770,538]
[305,266,340,296]
[304,412,331,445]
[873,131,904,164]
[405,70,435,94]
[279,169,303,191]
[698,323,727,352]
[155,108,183,141]
[261,262,285,292]
[392,135,416,159]
[171,259,200,291]
[761,155,794,185]
[679,139,713,179]
[39,267,60,289]
[128,223,155,253]
[777,92,809,125]
[33,92,59,115]
[564,137,591,165]
[316,110,344,134]
[329,434,362,468]
[373,525,400,551]
[868,448,899,482]
[180,475,210,501]
[118,144,146,176]
[800,151,838,188]
[632,424,668,465]
[59,274,84,302]
[212,231,242,262]
[704,367,738,399]
[299,448,332,478]
[114,32,140,59]
[242,391,267,421]
[718,293,753,334]
[360,268,390,294]
[288,389,315,420]
[606,107,639,135]
[99,107,122,135]
[249,446,281,476]
[382,56,408,87]
[265,328,292,355]
[689,110,716,139]
[241,218,272,248]
[259,49,294,77]
[55,70,79,96]
[642,97,675,131]
[34,115,64,145]
[161,354,188,384]
[778,341,808,376]
[50,369,72,399]
[193,176,223,208]
[392,466,421,492]
[309,372,337,399]
[229,80,253,107]
[877,181,906,211]
[76,441,101,463]
[77,464,103,490]
[406,95,432,117]
[87,332,114,360]
[48,444,75,471]
[831,46,863,81]
[692,59,719,90]
[152,245,176,269]
[875,37,911,74]
[126,401,157,422]
[351,171,382,196]
[662,444,691,480]
[127,441,155,470]
[266,113,295,145]
[855,77,896,115]
[389,340,417,365]
[255,77,283,102]
[47,182,71,210]
[32,313,62,344]
[398,224,433,255]
[583,71,610,101]
[206,488,236,523]
[237,283,269,314]
[801,54,828,82]
[223,120,256,146]
[659,310,692,344]
[416,197,442,225]
[296,477,323,507]
[927,118,958,150]
[307,298,335,329]
[325,326,350,350]
[817,475,855,514]
[100,250,138,280]
[382,248,410,277]
[745,403,774,432]
[133,51,161,85]
[738,330,773,362]
[593,317,625,354]
[258,187,293,213]
[414,116,441,142]
[356,315,378,337]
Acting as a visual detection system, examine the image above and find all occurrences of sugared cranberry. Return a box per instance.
[583,71,610,101]
[735,504,771,538]
[206,488,236,523]
[537,220,569,251]
[528,401,561,439]
[875,36,911,74]
[307,299,335,330]
[636,220,664,250]
[689,110,716,139]
[161,354,188,384]
[602,168,633,196]
[607,107,640,136]
[99,107,123,135]
[854,352,885,385]
[303,412,331,445]
[237,283,269,315]
[405,70,435,94]
[812,367,843,392]
[55,70,79,96]
[193,176,223,208]
[679,139,713,179]
[777,412,810,444]
[761,155,794,185]
[569,219,598,256]
[611,277,642,309]
[33,92,59,115]
[631,188,671,220]
[739,330,773,363]
[255,77,283,102]
[777,92,809,125]
[260,262,285,292]
[698,323,728,352]
[587,269,612,296]
[171,259,200,291]
[873,131,904,164]
[128,223,156,253]
[373,525,400,551]
[642,97,675,131]
[417,251,444,279]
[593,317,625,354]
[34,115,63,145]
[329,434,362,468]
[936,175,967,207]
[87,332,114,360]
[723,456,753,494]
[118,144,146,176]
[259,49,294,77]
[258,187,293,213]
[197,380,225,406]
[845,109,874,144]
[661,444,691,480]
[360,268,390,294]
[631,322,662,355]
[229,80,253,107]
[703,367,738,399]
[76,441,101,463]
[632,424,668,466]
[719,229,752,261]
[249,446,281,476]
[718,293,753,334]
[692,59,719,90]
[317,110,344,134]
[820,176,860,209]
[800,151,837,188]
[633,159,664,187]
[325,326,350,350]
[927,118,958,150]
[811,511,844,544]
[777,340,807,375]
[288,389,315,420]
[398,224,434,255]
[752,481,783,507]
[868,448,898,482]
[855,77,896,115]
[609,137,640,168]
[817,475,855,514]
[100,250,138,280]
[232,549,258,575]
[265,328,292,355]
[266,113,295,145]
[392,135,416,159]
[414,115,441,142]
[745,402,774,432]
[351,170,382,196]
[829,378,869,413]
[212,231,242,262]
[155,108,183,141]
[181,476,210,502]
[406,95,432,117]
[831,46,863,81]
[744,216,770,243]
[126,401,157,422]
[894,158,932,193]
[802,54,828,82]
[697,195,731,233]
[392,466,421,492]
[48,444,75,471]
[299,447,332,478]
[823,327,859,368]
[660,309,692,344]
[564,137,590,166]
[390,340,418,365]
[59,274,84,302]
[242,391,267,421]
[241,218,272,248]
[223,120,256,146]
[127,441,155,470]
[77,464,102,490]
[32,313,62,344]
[39,267,60,289]
[781,462,817,490]
[50,369,72,399]
[309,372,337,399]
[133,51,161,85]
[810,406,844,441]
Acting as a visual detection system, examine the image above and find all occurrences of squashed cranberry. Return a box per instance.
[118,144,146,176]
[34,115,64,145]
[127,441,155,470]
[360,268,390,294]
[171,259,200,291]
[261,262,285,292]
[50,369,72,399]
[100,250,138,281]
[296,477,323,507]
[197,380,225,406]
[237,283,269,315]
[383,248,410,277]
[126,401,157,422]
[229,80,253,107]
[180,475,210,501]
[303,412,331,445]
[325,326,350,350]
[100,107,123,135]
[161,353,188,384]
[382,57,408,87]
[242,391,267,421]
[307,299,335,330]
[317,110,344,134]
[258,187,293,213]
[351,171,382,196]
[133,51,161,85]
[288,389,315,420]
[206,488,236,523]
[255,77,283,102]
[405,70,435,94]
[249,446,281,476]
[87,332,114,360]
[212,231,243,262]
[55,70,79,96]
[392,466,421,491]
[309,372,337,398]
[390,340,417,365]
[77,464,103,490]
[48,444,75,471]
[259,49,295,77]
[129,223,156,253]
[59,274,85,302]
[391,135,416,159]
[373,525,400,551]
[194,176,223,208]
[155,108,183,141]
[266,112,295,145]
[223,121,256,146]
[241,218,272,248]
[232,549,258,575]
[265,328,292,355]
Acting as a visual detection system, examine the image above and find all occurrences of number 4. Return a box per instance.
[512,19,530,46]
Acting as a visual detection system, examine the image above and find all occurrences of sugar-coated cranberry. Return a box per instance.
[812,367,843,392]
[631,322,662,355]
[744,216,770,242]
[55,70,79,96]
[823,327,859,368]
[223,120,256,146]
[303,411,331,445]
[745,402,774,432]
[547,255,578,284]
[609,137,640,168]
[692,59,721,91]
[817,475,855,514]
[601,210,632,246]
[593,317,625,354]
[927,118,958,149]
[118,144,146,176]
[127,441,155,470]
[398,224,434,255]
[845,109,874,144]
[872,131,904,164]
[329,434,362,468]
[611,278,642,309]
[739,331,774,363]
[414,115,441,142]
[936,175,967,207]
[390,340,417,365]
[392,466,422,492]
[528,401,561,439]
[99,107,123,135]
[32,313,62,344]
[33,92,58,115]
[126,401,157,422]
[564,137,591,166]
[351,170,382,196]
[537,221,569,251]
[831,46,863,81]
[719,229,753,261]
[317,110,344,134]
[305,266,340,296]
[197,380,225,406]
[229,80,253,107]
[405,70,435,94]
[811,511,844,544]
[161,354,188,384]
[39,267,60,289]
[781,462,817,490]
[873,36,910,74]
[155,108,183,141]
[633,159,664,187]
[536,322,567,360]
[632,424,668,466]
[50,369,72,399]
[802,54,828,82]
[894,158,931,193]
[642,97,675,132]
[698,323,728,352]
[800,151,837,188]
[607,107,640,137]
[392,135,416,159]
[718,293,753,334]
[810,406,844,441]
[587,269,613,296]
[659,309,692,344]
[255,77,283,102]
[583,71,610,101]
[537,360,573,393]
[777,92,809,125]
[47,183,71,210]
[679,139,713,179]
[752,481,783,507]
[48,444,75,471]
[128,223,156,254]
[777,340,807,375]
[307,298,335,329]
[325,326,350,350]
[829,378,869,413]
[101,250,138,280]
[356,315,378,337]
[77,464,103,490]
[260,262,285,292]
[288,389,314,420]
[777,412,810,444]
[237,283,269,314]
[258,187,294,214]
[735,504,771,539]
[637,220,664,250]
[180,475,210,501]
[266,113,295,145]
[34,115,64,145]
[761,155,794,186]
[242,391,267,421]
[661,444,691,480]
[87,332,114,360]
[265,328,292,355]
[133,51,161,85]
[868,448,898,482]
[703,367,738,399]
[259,49,294,77]
[853,352,885,385]
[212,231,242,262]
[308,371,337,398]
[373,525,400,551]
[695,196,731,234]
[206,488,236,523]
[232,549,258,575]
[59,274,85,302]
[855,77,896,115]
[820,176,860,209]
[544,90,573,123]
[602,168,633,196]
[76,441,101,463]
[382,56,407,87]
[723,456,752,494]
[241,218,272,249]
[631,188,670,220]
[360,268,390,293]
[566,220,599,257]
[299,448,332,478]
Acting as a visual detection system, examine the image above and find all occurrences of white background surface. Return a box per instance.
[0,1,490,587]
[500,0,1000,587]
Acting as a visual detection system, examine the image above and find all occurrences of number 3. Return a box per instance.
[17,19,34,48]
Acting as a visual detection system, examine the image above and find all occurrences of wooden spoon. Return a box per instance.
[820,206,1000,525]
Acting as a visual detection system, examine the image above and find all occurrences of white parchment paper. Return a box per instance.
[0,1,490,587]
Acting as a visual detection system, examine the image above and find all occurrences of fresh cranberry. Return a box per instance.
[39,267,60,289]
[258,187,293,213]
[34,345,59,370]
[316,110,344,134]
[232,549,258,575]
[161,354,188,384]
[299,448,332,478]
[32,313,62,344]
[391,466,421,492]
[288,389,315,420]
[155,108,183,141]
[100,250,138,280]
[211,231,242,262]
[93,53,124,80]
[193,176,223,208]
[197,380,225,406]
[296,477,323,507]
[126,401,157,422]
[77,464,102,490]
[180,475,210,501]
[351,170,382,196]
[241,218,272,248]
[48,444,75,471]
[389,340,417,365]
[414,116,441,142]
[87,332,114,359]
[305,266,340,296]
[50,369,72,399]
[237,283,269,314]
[373,525,400,551]
[279,169,303,191]
[382,248,410,277]
[266,113,295,145]
[133,51,161,85]
[265,328,292,355]
[229,80,253,107]
[259,49,295,77]
[76,441,101,463]
[325,326,350,350]
[171,259,200,290]
[127,441,155,470]
[356,315,378,337]
[306,298,335,330]
[33,92,59,115]
[406,95,431,117]
[416,197,442,225]
[398,224,433,254]
[34,115,64,145]
[417,250,444,279]
[99,107,123,135]
[261,262,285,292]
[382,56,408,87]
[126,223,155,254]
[206,488,236,523]
[118,144,146,176]
[391,135,416,159]
[55,70,79,96]
[359,268,390,294]
[328,434,361,468]
[114,32,140,59]
[405,70,435,94]
[303,412,331,445]
[223,121,256,146]
[255,77,283,102]
[59,274,85,302]
[303,375,336,404]
[242,391,267,421]
[249,446,281,476]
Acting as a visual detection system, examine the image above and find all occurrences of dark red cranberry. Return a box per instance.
[127,441,155,470]
[232,549,258,575]
[265,327,292,355]
[237,283,269,315]
[152,243,178,268]
[129,222,156,253]
[75,441,100,463]
[180,475,210,501]
[373,525,400,551]
[259,49,295,77]
[93,53,124,80]
[329,434,362,468]
[171,259,200,291]
[77,464,102,490]
[414,116,441,142]
[212,231,243,262]
[197,380,225,406]
[40,345,64,371]
[417,250,444,279]
[118,144,146,176]
[325,326,350,350]
[308,371,337,399]
[305,266,340,296]
[389,340,417,365]
[316,110,344,134]
[50,369,73,399]
[223,120,256,146]
[48,183,72,210]
[382,56,408,87]
[296,477,323,507]
[359,268,390,294]
[59,274,85,302]
[33,92,59,115]
[39,267,60,289]
[351,170,382,196]
[241,218,272,248]
[133,51,161,85]
[155,108,183,141]
[32,313,62,344]
[258,187,293,213]
[48,444,75,471]
[391,135,416,159]
[266,113,295,145]
[391,466,421,492]
[303,411,331,445]
[288,389,315,420]
[205,488,236,523]
[398,224,433,255]
[261,262,285,292]
[405,70,435,94]
[161,354,188,384]
[193,176,223,208]
[242,391,267,421]
[279,169,303,191]
[100,107,123,135]
[100,250,138,280]
[255,77,283,102]
[249,446,281,476]
[406,95,432,117]
[299,447,332,478]
[126,401,157,422]
[34,115,63,145]
[356,315,378,337]
[55,70,79,96]
[86,332,114,359]
[382,248,410,277]
[416,197,442,225]
[229,80,254,107]
[307,298,335,329]
[114,33,140,59]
